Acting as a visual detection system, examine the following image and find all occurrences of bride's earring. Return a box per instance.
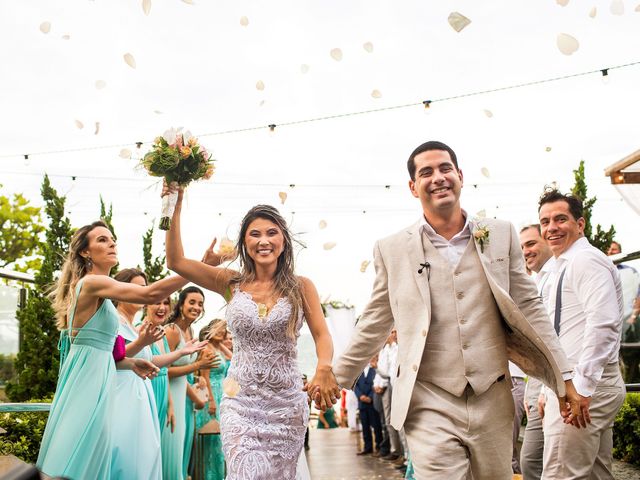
[85,256,93,271]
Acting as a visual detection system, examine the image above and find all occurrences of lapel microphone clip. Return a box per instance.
[418,262,431,278]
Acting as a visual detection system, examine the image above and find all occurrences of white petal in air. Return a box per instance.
[182,0,194,4]
[40,22,51,34]
[363,42,374,53]
[95,80,106,89]
[610,0,624,15]
[124,53,137,68]
[154,110,163,114]
[476,209,487,218]
[481,167,490,178]
[94,122,100,135]
[61,34,71,40]
[636,4,640,12]
[448,12,471,32]
[119,149,132,159]
[318,220,327,229]
[142,0,151,15]
[330,48,343,61]
[556,0,569,6]
[557,33,579,55]
[589,7,597,18]
[74,119,84,129]
[278,192,287,204]
[240,16,249,26]
[323,242,336,250]
[360,260,371,273]
[256,80,265,91]
[483,109,493,118]
[545,146,552,152]
[371,89,382,99]
[300,64,310,74]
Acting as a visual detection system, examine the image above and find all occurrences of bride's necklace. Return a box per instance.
[257,303,269,319]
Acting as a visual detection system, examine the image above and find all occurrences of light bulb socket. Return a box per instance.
[268,124,276,132]
[601,69,609,77]
[422,100,432,109]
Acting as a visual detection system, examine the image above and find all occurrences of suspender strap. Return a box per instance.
[553,269,567,335]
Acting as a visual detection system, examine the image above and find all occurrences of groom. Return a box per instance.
[333,141,581,479]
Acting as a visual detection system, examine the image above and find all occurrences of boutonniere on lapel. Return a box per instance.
[472,222,490,253]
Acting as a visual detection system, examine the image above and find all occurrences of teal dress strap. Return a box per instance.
[58,279,85,371]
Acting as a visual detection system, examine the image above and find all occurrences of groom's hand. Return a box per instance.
[560,379,589,428]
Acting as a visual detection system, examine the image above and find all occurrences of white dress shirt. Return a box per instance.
[419,210,471,267]
[376,342,398,388]
[545,237,623,397]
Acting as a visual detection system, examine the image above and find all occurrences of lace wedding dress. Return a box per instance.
[221,289,310,479]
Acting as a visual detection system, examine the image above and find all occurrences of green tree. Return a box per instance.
[571,160,616,254]
[140,220,169,283]
[0,186,45,273]
[6,175,73,401]
[99,195,118,274]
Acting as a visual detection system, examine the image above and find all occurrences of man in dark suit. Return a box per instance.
[354,356,383,455]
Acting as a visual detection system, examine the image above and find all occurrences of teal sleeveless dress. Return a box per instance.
[160,325,196,480]
[195,351,228,480]
[184,372,196,477]
[150,336,171,432]
[36,278,118,480]
[111,319,161,480]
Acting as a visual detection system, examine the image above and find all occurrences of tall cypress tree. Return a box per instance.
[571,160,616,254]
[6,175,73,401]
[99,195,118,275]
[140,220,169,283]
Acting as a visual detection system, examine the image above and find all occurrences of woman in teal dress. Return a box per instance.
[161,286,214,480]
[111,269,207,480]
[196,319,231,480]
[36,221,184,480]
[317,405,339,429]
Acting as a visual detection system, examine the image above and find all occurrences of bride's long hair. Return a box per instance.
[232,205,304,339]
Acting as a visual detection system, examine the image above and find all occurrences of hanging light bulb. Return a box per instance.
[268,124,276,136]
[601,68,610,85]
[422,100,432,114]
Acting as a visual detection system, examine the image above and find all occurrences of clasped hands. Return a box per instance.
[558,380,591,429]
[303,365,341,412]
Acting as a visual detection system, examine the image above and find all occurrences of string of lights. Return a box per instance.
[1,61,638,161]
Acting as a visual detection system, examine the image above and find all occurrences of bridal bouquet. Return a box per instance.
[141,128,215,230]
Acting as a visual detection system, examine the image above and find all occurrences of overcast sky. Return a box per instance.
[1,0,639,321]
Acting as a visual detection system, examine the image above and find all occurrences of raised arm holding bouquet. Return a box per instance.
[141,127,214,230]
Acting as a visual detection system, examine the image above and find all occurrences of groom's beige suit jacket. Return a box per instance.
[334,218,570,430]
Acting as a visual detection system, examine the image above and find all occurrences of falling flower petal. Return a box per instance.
[95,80,106,89]
[360,260,371,273]
[300,64,310,74]
[545,146,552,152]
[278,192,287,204]
[256,80,265,91]
[240,16,249,26]
[557,33,579,55]
[589,7,597,17]
[319,220,327,229]
[636,4,640,12]
[323,242,336,250]
[182,0,194,4]
[142,0,151,15]
[119,148,132,159]
[154,110,163,114]
[74,119,84,129]
[371,89,382,99]
[61,34,71,40]
[481,167,490,178]
[94,122,100,135]
[448,12,471,32]
[330,48,343,61]
[363,42,374,53]
[219,237,235,256]
[483,109,493,118]
[476,209,487,218]
[124,53,137,68]
[610,0,624,15]
[259,100,265,107]
[556,0,569,6]
[40,22,51,34]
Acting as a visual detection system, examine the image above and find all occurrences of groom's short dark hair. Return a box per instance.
[407,141,459,180]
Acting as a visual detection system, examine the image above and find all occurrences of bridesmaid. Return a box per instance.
[111,268,207,480]
[36,220,184,479]
[161,286,216,480]
[145,297,175,434]
[196,319,231,480]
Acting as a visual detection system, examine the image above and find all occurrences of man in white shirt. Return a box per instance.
[538,189,626,479]
[519,224,554,480]
[607,241,640,338]
[374,331,403,461]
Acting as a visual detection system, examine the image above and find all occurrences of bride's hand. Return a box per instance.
[306,366,340,412]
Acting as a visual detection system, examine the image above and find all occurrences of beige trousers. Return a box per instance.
[404,379,514,480]
[541,364,626,480]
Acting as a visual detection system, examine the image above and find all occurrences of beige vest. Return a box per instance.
[418,236,508,397]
